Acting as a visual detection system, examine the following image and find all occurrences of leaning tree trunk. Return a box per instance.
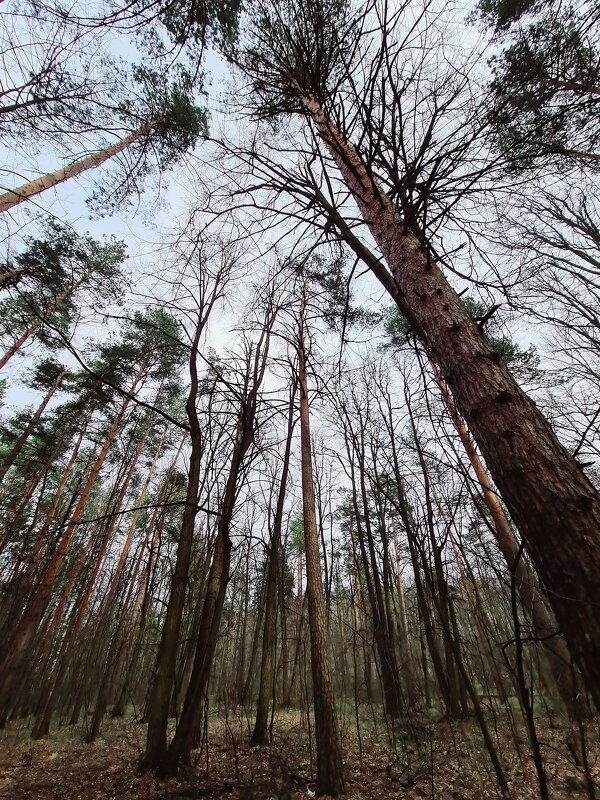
[430,361,585,716]
[298,290,345,797]
[299,92,600,706]
[0,410,92,644]
[0,360,147,719]
[0,125,152,213]
[0,371,65,484]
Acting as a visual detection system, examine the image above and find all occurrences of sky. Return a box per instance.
[1,0,598,469]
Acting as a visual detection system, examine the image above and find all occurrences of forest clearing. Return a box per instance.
[0,0,599,796]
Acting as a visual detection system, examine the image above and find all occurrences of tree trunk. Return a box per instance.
[250,381,296,745]
[165,333,271,774]
[300,93,600,705]
[431,362,586,716]
[0,125,152,213]
[298,289,345,797]
[143,317,206,770]
[0,410,91,645]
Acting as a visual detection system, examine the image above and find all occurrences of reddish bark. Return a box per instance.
[299,93,600,706]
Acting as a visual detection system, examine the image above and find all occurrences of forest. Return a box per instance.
[0,0,599,797]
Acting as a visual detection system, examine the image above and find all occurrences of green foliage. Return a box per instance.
[0,220,126,357]
[87,65,208,214]
[130,65,209,166]
[289,516,304,552]
[157,0,242,54]
[294,252,379,332]
[476,0,600,166]
[86,307,186,397]
[0,6,126,147]
[8,219,126,298]
[382,305,410,349]
[28,358,66,390]
[477,0,545,31]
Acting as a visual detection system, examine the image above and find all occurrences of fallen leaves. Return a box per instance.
[0,710,597,799]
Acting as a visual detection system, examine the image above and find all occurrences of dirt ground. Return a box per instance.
[0,709,598,799]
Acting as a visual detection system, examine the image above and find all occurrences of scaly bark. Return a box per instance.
[299,92,600,705]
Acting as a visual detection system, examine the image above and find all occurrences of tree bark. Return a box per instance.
[299,92,600,705]
[298,288,345,797]
[0,125,152,213]
[431,362,585,716]
[250,381,296,745]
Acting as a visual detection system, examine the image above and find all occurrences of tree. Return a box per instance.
[250,379,297,746]
[239,0,600,705]
[143,241,233,770]
[297,278,344,796]
[0,359,67,485]
[0,221,125,370]
[0,66,207,214]
[476,0,600,165]
[160,282,276,775]
[0,6,123,145]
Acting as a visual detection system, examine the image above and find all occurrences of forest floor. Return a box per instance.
[0,708,598,800]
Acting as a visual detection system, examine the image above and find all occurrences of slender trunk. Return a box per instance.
[390,519,417,703]
[112,518,161,717]
[0,362,145,713]
[235,546,251,701]
[165,325,273,775]
[356,446,403,716]
[0,125,152,213]
[0,473,43,561]
[0,372,64,484]
[301,93,600,703]
[10,520,97,724]
[251,382,296,746]
[168,529,231,763]
[96,424,166,623]
[241,587,266,704]
[87,523,156,745]
[410,415,462,716]
[143,319,205,770]
[298,291,344,797]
